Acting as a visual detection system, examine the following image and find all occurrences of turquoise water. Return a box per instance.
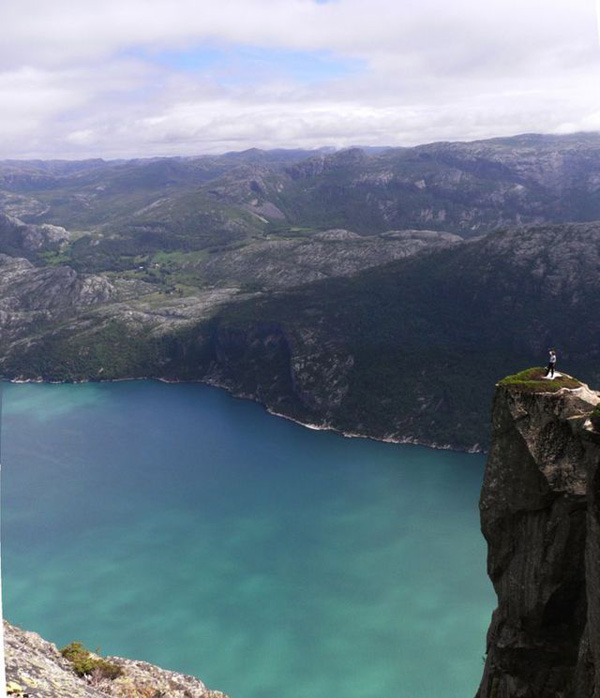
[1,381,493,698]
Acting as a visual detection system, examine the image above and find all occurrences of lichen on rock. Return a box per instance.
[4,620,229,698]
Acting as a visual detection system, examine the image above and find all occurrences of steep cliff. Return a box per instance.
[477,370,600,697]
[195,223,600,451]
[3,222,600,451]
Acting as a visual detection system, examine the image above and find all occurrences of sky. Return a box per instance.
[1,0,600,159]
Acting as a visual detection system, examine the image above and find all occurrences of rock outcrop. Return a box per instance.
[192,228,461,290]
[477,376,600,697]
[4,620,229,698]
[0,213,70,257]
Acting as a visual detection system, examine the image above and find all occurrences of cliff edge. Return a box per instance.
[4,620,229,698]
[477,369,600,698]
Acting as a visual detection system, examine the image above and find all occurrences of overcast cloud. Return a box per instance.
[1,0,599,159]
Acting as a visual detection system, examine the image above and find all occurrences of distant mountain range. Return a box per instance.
[3,131,600,269]
[2,132,600,449]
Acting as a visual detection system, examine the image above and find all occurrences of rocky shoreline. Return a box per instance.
[266,404,484,453]
[6,374,484,454]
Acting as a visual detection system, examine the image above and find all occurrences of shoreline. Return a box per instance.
[6,374,485,455]
[265,406,484,454]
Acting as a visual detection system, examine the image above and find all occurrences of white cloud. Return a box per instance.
[0,0,599,158]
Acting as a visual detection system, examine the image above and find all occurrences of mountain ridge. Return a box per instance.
[3,132,600,268]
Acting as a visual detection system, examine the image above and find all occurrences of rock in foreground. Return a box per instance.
[4,620,229,698]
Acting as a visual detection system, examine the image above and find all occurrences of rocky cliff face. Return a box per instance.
[477,377,600,697]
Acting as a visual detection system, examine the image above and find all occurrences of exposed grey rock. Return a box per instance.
[0,250,245,347]
[0,213,70,256]
[578,421,600,697]
[312,228,362,241]
[192,228,461,289]
[0,254,112,317]
[103,656,228,698]
[5,621,104,698]
[4,620,229,698]
[93,287,247,333]
[246,200,286,220]
[477,380,600,697]
[0,192,49,219]
[0,254,162,364]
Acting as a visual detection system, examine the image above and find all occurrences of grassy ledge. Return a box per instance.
[498,367,583,393]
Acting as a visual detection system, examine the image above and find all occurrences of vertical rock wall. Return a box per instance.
[477,382,600,698]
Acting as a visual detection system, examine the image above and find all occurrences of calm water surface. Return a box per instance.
[1,381,494,698]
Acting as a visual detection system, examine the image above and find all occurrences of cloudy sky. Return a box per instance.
[2,0,600,159]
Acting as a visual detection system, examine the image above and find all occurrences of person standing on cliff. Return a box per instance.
[545,349,557,378]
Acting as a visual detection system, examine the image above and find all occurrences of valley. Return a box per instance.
[2,133,600,450]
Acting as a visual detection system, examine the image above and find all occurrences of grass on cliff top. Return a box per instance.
[498,367,582,392]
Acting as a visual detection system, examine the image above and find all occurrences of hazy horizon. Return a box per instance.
[3,129,600,164]
[2,0,599,160]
